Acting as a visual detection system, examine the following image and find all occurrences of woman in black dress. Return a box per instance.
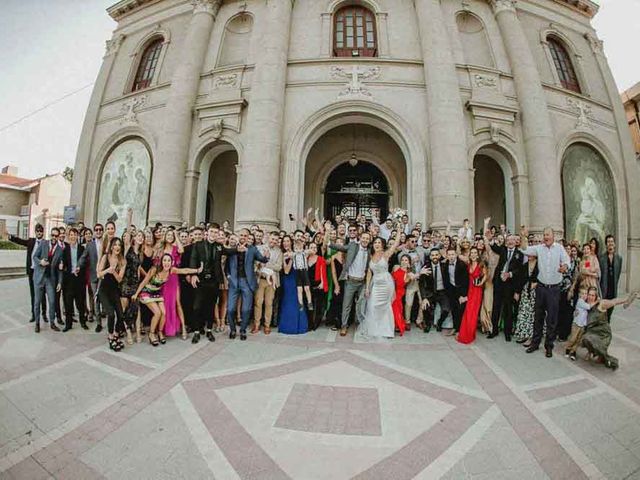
[139,230,156,334]
[120,230,144,344]
[329,238,345,331]
[97,237,127,351]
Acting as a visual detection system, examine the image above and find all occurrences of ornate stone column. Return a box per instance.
[70,34,124,223]
[148,0,221,225]
[490,0,562,234]
[414,0,470,228]
[234,0,294,229]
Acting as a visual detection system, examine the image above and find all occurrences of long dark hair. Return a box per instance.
[281,235,293,253]
[370,236,387,255]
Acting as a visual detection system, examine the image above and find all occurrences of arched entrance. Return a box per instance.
[304,123,406,221]
[324,161,389,220]
[194,142,238,225]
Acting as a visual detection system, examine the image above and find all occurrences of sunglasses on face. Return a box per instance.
[95,228,103,232]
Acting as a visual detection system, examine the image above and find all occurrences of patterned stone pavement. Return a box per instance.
[1,276,640,479]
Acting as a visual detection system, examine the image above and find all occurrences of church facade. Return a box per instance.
[71,0,640,289]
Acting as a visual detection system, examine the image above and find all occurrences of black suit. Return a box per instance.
[418,261,450,331]
[180,243,196,331]
[490,244,524,337]
[61,243,87,329]
[190,240,233,333]
[8,234,45,321]
[443,259,469,332]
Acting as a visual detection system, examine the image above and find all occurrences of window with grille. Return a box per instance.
[132,38,163,92]
[334,6,377,57]
[548,37,581,93]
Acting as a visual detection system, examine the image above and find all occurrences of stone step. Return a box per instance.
[0,267,25,281]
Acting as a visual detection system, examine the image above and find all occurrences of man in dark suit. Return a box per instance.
[224,228,269,341]
[61,228,87,331]
[600,234,623,322]
[419,248,451,333]
[79,223,105,332]
[326,223,372,336]
[8,223,46,323]
[180,228,196,334]
[190,224,235,343]
[32,228,64,333]
[442,248,469,335]
[488,234,523,341]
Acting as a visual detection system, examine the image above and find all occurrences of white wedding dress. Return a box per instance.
[357,256,395,339]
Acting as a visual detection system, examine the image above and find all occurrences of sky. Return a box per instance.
[0,0,638,180]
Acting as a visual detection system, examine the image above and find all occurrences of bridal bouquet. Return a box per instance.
[389,208,408,226]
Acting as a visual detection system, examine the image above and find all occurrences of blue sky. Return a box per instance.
[0,0,637,180]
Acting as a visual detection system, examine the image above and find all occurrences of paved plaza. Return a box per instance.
[0,277,640,480]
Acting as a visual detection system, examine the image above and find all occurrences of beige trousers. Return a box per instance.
[254,278,276,327]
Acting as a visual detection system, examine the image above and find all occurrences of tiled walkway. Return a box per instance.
[1,277,639,479]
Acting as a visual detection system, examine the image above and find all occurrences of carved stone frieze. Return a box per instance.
[214,74,239,89]
[104,35,125,57]
[566,98,594,130]
[120,95,147,125]
[330,65,381,99]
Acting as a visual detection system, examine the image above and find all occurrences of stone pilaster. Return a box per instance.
[71,34,124,223]
[148,0,221,225]
[234,0,294,229]
[414,0,470,229]
[490,0,563,234]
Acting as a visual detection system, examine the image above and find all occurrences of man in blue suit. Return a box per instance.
[32,227,64,333]
[225,228,269,340]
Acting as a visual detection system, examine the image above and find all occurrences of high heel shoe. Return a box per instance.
[126,330,134,345]
[148,333,159,347]
[159,333,167,345]
[181,329,188,340]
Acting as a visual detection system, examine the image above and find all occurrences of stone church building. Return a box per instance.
[70,0,640,289]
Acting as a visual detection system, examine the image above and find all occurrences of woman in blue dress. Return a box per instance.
[278,235,308,334]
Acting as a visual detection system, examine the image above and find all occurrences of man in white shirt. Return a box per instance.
[378,217,394,241]
[521,227,570,358]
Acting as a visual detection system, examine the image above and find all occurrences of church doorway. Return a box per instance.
[303,123,406,222]
[324,161,389,220]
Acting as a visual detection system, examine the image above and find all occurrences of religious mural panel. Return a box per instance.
[562,143,616,247]
[97,138,151,233]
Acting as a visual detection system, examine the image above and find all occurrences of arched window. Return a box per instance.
[132,38,163,92]
[334,6,377,57]
[547,37,581,93]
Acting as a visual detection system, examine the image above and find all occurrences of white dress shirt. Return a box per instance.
[521,243,570,285]
[348,245,368,279]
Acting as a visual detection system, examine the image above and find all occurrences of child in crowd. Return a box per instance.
[292,230,313,311]
[565,287,594,361]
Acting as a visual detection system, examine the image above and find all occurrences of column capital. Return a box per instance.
[104,34,125,58]
[192,0,221,17]
[584,32,604,56]
[490,0,517,15]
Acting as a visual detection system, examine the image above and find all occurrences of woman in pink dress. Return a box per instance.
[457,247,485,344]
[160,230,187,339]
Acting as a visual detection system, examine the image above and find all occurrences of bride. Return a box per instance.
[357,228,402,340]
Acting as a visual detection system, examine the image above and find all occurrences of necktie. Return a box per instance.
[507,249,513,264]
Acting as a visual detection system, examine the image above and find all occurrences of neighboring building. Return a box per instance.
[0,166,71,238]
[71,0,640,290]
[622,82,640,157]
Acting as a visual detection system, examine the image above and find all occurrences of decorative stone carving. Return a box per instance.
[567,98,594,129]
[491,0,517,14]
[104,35,124,57]
[584,32,604,55]
[330,66,381,99]
[490,123,502,144]
[120,95,147,125]
[474,74,498,88]
[192,0,221,16]
[205,118,224,140]
[214,74,239,89]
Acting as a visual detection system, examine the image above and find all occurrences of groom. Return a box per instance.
[326,223,371,336]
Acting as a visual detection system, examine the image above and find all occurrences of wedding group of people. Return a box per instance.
[9,208,637,370]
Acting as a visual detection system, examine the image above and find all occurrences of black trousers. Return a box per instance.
[531,284,561,349]
[447,291,466,331]
[63,276,86,328]
[492,281,515,337]
[557,290,574,340]
[98,288,124,335]
[55,289,62,321]
[329,281,345,327]
[308,288,326,331]
[193,282,219,333]
[425,290,449,329]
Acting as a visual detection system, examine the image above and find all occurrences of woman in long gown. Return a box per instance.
[391,254,412,336]
[329,240,345,331]
[278,235,308,335]
[481,218,502,335]
[358,229,401,340]
[159,230,187,339]
[581,290,637,370]
[514,257,539,345]
[457,247,484,344]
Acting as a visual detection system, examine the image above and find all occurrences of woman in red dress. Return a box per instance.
[391,254,412,336]
[457,247,485,344]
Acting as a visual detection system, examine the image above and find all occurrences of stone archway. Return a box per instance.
[303,123,406,221]
[193,142,238,225]
[283,100,427,229]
